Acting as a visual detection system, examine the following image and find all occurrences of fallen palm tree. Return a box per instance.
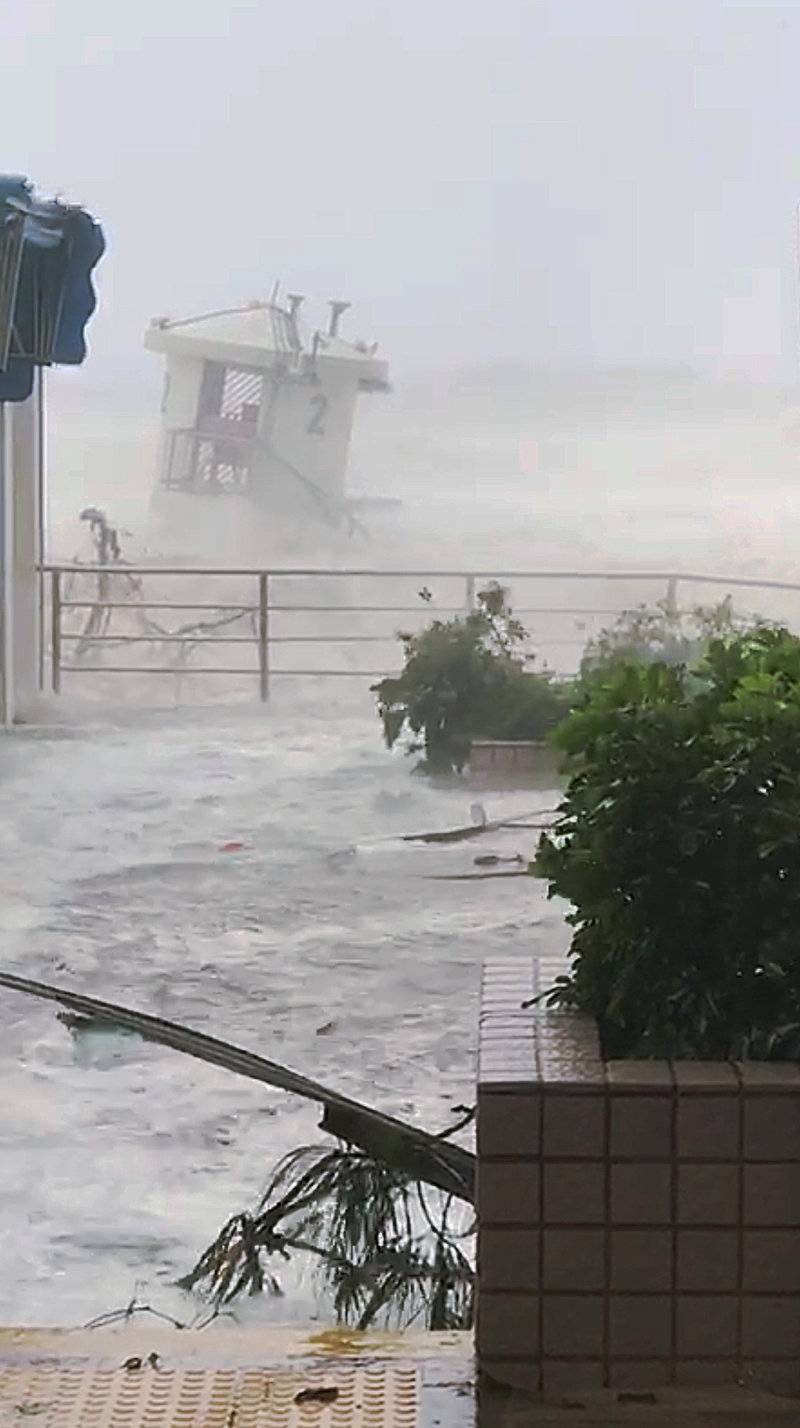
[0,972,476,1329]
[179,1137,475,1331]
[0,972,473,1201]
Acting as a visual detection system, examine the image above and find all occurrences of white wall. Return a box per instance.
[162,355,204,430]
[0,397,39,726]
[255,363,360,509]
[12,397,39,720]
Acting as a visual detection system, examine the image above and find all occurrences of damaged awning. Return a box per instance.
[0,174,104,401]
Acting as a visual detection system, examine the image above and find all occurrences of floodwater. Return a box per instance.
[3,370,800,1327]
[0,691,565,1327]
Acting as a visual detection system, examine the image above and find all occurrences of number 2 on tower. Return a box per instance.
[307,394,328,436]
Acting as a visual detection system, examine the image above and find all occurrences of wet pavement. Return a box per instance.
[0,1325,797,1426]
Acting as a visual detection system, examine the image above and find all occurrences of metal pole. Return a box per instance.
[258,571,269,702]
[0,401,13,728]
[465,574,475,614]
[665,575,678,616]
[0,403,6,726]
[36,367,46,690]
[51,569,61,694]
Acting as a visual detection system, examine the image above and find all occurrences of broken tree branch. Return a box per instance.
[0,972,474,1203]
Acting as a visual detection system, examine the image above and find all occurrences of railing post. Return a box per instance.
[465,574,475,615]
[36,368,46,691]
[51,569,61,694]
[258,572,269,702]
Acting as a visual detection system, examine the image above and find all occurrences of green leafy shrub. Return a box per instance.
[536,624,800,1060]
[373,584,573,775]
[580,596,751,681]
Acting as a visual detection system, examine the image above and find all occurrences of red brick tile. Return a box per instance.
[606,1061,672,1090]
[479,1360,540,1394]
[672,1064,738,1090]
[543,1229,605,1291]
[741,1361,800,1396]
[609,1297,672,1357]
[677,1097,739,1160]
[676,1296,737,1356]
[476,1291,539,1357]
[544,1162,605,1223]
[543,1094,605,1158]
[611,1230,672,1292]
[609,1361,671,1390]
[479,1228,539,1292]
[540,1360,604,1394]
[677,1231,738,1292]
[542,1295,604,1356]
[744,1163,800,1226]
[610,1096,671,1159]
[675,1360,740,1387]
[743,1229,800,1291]
[742,1296,800,1357]
[611,1163,671,1224]
[478,1161,540,1226]
[677,1164,739,1224]
[744,1095,800,1161]
[737,1064,800,1091]
[477,1090,540,1157]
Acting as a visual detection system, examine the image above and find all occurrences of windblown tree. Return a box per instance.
[374,584,572,776]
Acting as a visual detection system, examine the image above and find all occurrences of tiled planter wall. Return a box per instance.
[477,957,800,1398]
[469,741,560,790]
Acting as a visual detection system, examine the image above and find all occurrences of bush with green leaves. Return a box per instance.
[373,584,573,775]
[580,595,752,681]
[536,624,800,1060]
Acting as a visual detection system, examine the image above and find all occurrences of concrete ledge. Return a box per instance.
[470,741,561,790]
[477,957,800,1398]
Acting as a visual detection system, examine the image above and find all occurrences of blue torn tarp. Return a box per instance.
[0,176,104,401]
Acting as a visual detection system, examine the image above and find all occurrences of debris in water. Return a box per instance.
[57,1010,140,1038]
[325,846,357,870]
[294,1386,339,1405]
[425,869,533,881]
[316,1020,337,1036]
[473,853,524,867]
[402,822,489,845]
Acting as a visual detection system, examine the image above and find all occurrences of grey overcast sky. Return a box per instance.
[2,0,799,380]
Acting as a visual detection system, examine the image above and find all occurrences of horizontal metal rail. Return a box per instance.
[61,633,256,645]
[61,600,259,612]
[43,563,800,704]
[60,601,631,616]
[59,666,399,678]
[41,563,800,592]
[61,666,262,676]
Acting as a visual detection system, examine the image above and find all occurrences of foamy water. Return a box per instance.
[0,694,565,1326]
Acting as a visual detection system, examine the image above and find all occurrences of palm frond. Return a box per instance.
[179,1134,475,1332]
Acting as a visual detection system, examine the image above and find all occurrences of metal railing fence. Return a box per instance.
[41,565,800,701]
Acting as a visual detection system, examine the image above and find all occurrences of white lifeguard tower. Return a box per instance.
[144,295,390,559]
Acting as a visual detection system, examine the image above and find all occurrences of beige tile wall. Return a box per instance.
[477,958,800,1398]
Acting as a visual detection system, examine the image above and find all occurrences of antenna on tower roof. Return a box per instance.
[328,300,351,338]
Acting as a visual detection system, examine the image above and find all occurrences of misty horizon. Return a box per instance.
[3,0,800,385]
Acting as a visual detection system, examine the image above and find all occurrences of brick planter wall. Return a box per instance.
[477,957,800,1398]
[469,741,560,789]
